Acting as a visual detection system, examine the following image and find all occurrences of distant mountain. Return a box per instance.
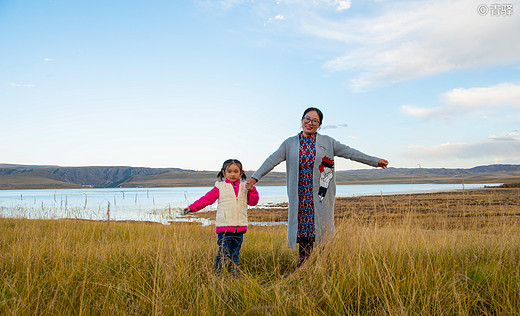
[0,166,174,189]
[0,163,59,169]
[0,163,519,190]
[335,164,520,184]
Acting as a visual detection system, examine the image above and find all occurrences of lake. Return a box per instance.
[0,183,499,225]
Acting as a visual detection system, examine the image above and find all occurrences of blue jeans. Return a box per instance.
[216,232,244,275]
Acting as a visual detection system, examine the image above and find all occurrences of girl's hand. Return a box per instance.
[377,159,389,169]
[246,178,257,191]
[183,207,190,215]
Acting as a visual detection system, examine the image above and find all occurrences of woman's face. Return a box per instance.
[301,110,321,136]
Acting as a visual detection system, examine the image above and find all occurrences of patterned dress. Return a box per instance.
[297,132,316,238]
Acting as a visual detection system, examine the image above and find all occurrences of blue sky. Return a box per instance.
[1,0,519,172]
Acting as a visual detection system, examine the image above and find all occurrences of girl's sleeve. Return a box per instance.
[247,187,259,206]
[251,139,288,182]
[333,138,380,167]
[188,186,219,212]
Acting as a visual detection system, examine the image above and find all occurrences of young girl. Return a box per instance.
[183,159,259,275]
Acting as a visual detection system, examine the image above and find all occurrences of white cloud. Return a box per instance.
[10,82,35,88]
[400,105,440,119]
[198,0,519,88]
[444,83,520,108]
[264,14,285,26]
[407,132,520,159]
[266,0,352,11]
[489,131,520,141]
[44,58,54,62]
[305,0,520,88]
[321,123,348,130]
[194,0,254,11]
[401,82,520,119]
[217,0,252,9]
[213,0,352,14]
[331,0,351,11]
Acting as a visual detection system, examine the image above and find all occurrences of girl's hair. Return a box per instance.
[302,107,324,125]
[217,159,247,181]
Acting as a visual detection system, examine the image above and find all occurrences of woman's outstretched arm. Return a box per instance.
[247,140,288,190]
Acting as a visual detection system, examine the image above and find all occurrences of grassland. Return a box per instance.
[1,188,519,315]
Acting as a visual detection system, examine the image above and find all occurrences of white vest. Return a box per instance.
[215,181,248,227]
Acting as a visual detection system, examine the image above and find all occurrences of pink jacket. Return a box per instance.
[188,178,259,233]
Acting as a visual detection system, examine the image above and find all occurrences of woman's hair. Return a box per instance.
[217,159,247,180]
[301,107,323,125]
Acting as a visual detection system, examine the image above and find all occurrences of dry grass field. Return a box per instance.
[1,188,519,315]
[201,188,520,224]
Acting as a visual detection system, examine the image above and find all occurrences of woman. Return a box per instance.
[246,107,388,266]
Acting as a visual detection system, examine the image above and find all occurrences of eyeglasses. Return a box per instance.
[303,116,320,125]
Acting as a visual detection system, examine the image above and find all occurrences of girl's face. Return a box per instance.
[302,110,321,136]
[223,163,244,182]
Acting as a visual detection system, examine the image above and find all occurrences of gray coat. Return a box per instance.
[251,133,381,249]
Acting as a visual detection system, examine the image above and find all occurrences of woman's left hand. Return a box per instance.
[246,178,257,191]
[377,159,389,169]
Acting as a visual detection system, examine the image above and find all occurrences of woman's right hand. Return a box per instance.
[182,207,190,215]
[246,178,257,191]
[377,159,389,169]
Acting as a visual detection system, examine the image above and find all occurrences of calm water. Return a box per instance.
[0,183,499,225]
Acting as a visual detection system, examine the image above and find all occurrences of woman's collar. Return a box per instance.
[299,131,317,138]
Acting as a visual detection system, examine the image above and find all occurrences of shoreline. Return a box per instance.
[193,187,520,223]
[1,179,517,191]
[6,187,511,225]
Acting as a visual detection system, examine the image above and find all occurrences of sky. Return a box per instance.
[1,0,519,172]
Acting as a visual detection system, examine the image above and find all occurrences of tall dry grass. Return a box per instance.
[1,191,519,315]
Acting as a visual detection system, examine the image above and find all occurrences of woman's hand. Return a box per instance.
[377,159,389,169]
[182,207,190,215]
[246,178,257,191]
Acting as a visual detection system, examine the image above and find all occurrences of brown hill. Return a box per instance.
[1,164,519,190]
